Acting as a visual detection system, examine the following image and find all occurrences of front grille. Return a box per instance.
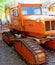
[52,21,55,30]
[45,21,50,31]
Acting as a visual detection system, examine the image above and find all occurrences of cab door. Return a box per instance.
[10,7,22,31]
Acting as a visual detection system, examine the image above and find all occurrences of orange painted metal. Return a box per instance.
[2,32,15,45]
[14,38,46,65]
[9,7,45,38]
[2,32,9,43]
[45,40,55,50]
[20,4,42,6]
[14,40,35,64]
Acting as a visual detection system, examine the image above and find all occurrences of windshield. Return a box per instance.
[21,6,42,15]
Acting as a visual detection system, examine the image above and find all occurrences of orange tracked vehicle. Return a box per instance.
[2,3,55,65]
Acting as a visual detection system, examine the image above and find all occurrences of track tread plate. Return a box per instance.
[17,38,46,64]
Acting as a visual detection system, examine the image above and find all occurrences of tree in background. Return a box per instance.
[0,0,18,18]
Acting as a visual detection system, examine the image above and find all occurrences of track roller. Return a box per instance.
[14,38,46,65]
[2,31,16,46]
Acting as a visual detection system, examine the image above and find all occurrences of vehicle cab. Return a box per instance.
[5,4,55,38]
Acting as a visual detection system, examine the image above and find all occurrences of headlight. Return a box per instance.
[36,19,40,23]
[36,17,44,23]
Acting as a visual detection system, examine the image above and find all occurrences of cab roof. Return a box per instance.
[20,3,42,6]
[9,3,42,9]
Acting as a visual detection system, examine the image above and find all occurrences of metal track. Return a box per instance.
[2,31,16,46]
[15,38,46,65]
[2,32,46,65]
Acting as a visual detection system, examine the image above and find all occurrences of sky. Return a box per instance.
[17,0,47,4]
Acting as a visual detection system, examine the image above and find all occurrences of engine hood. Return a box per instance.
[23,15,55,21]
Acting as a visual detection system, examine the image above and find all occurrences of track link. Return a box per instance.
[2,31,16,46]
[14,38,46,65]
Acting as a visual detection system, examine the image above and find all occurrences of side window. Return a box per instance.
[13,9,18,17]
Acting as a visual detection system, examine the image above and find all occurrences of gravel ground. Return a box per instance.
[0,34,55,65]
